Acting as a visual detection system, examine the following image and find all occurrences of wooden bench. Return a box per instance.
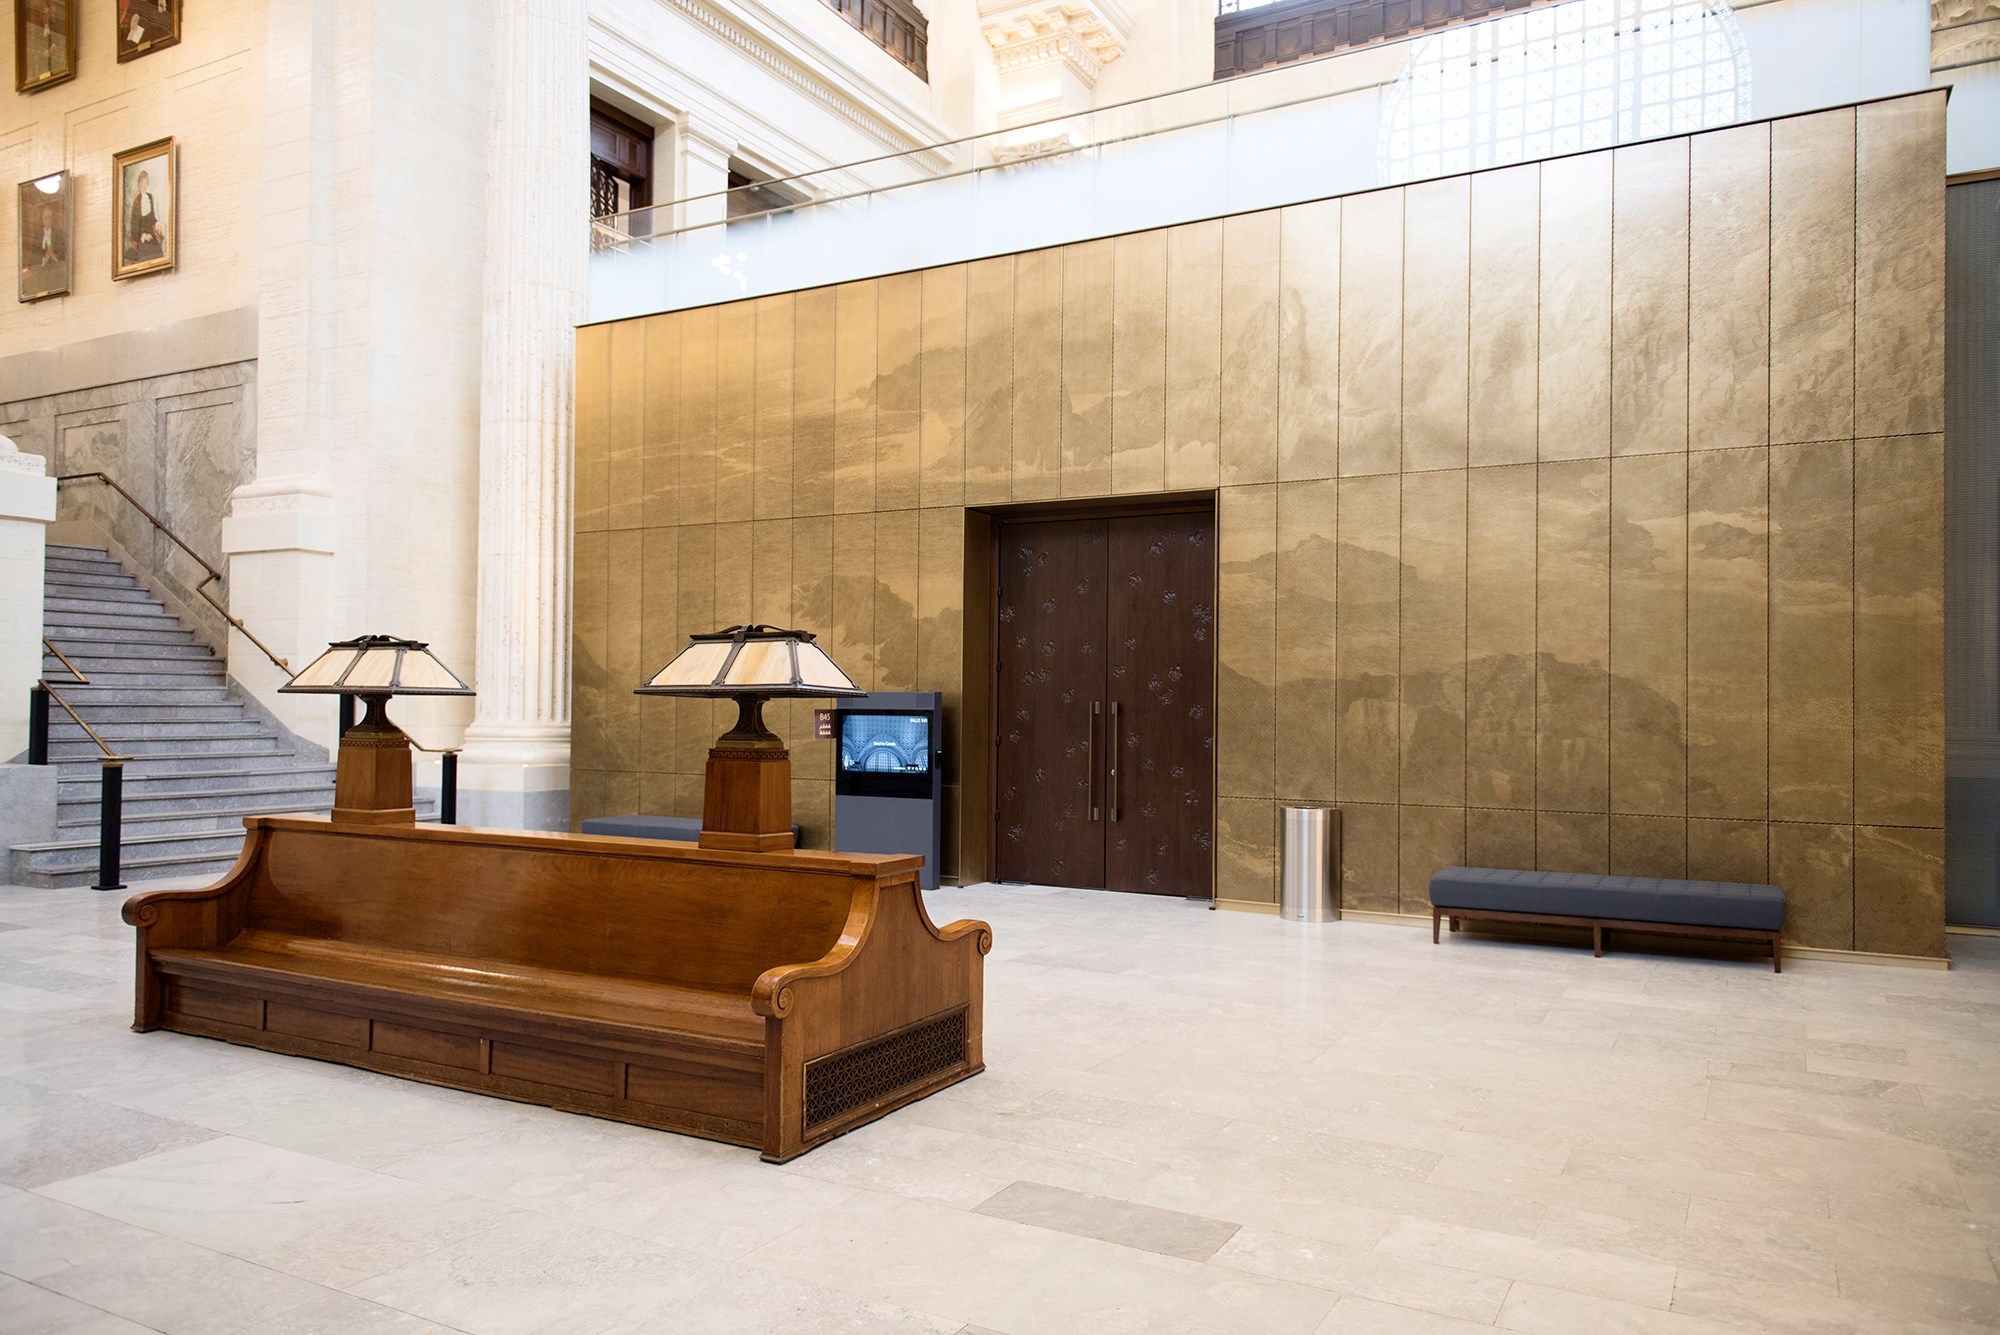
[122,815,990,1161]
[1427,866,1787,972]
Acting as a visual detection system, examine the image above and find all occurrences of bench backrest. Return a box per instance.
[238,818,917,996]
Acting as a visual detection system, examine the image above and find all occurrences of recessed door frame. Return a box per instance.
[968,492,1218,898]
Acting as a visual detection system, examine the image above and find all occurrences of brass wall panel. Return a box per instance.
[753,295,794,522]
[1338,189,1404,477]
[792,288,837,518]
[1013,247,1065,501]
[1466,464,1536,808]
[833,282,878,514]
[1537,811,1608,875]
[1609,452,1687,816]
[792,515,835,783]
[1218,484,1277,799]
[964,256,1015,505]
[677,307,718,526]
[1400,804,1464,912]
[1537,153,1612,461]
[1688,122,1769,452]
[640,771,683,823]
[1335,473,1399,804]
[673,524,717,777]
[1338,801,1397,913]
[920,266,968,509]
[1536,461,1610,815]
[1769,440,1854,824]
[1165,220,1223,491]
[1855,93,1946,440]
[831,513,877,693]
[1856,434,1945,828]
[572,529,608,780]
[751,521,794,745]
[1770,107,1855,446]
[1466,808,1534,871]
[603,529,644,772]
[1770,821,1853,950]
[1111,229,1167,495]
[1686,448,1768,820]
[1610,815,1687,879]
[607,320,647,530]
[1400,469,1466,807]
[638,528,678,776]
[1217,797,1277,904]
[714,303,756,524]
[1611,139,1689,457]
[1220,210,1281,485]
[1468,164,1540,467]
[1063,240,1115,497]
[1401,175,1469,474]
[713,521,753,670]
[876,272,922,513]
[1276,479,1337,800]
[793,778,833,852]
[574,324,609,533]
[1688,817,1767,886]
[917,508,965,783]
[1278,198,1338,482]
[642,314,680,530]
[874,508,920,692]
[1854,825,1945,958]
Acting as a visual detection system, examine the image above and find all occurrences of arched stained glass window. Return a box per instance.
[1379,0,1751,185]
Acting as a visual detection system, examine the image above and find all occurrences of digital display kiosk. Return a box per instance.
[833,691,943,889]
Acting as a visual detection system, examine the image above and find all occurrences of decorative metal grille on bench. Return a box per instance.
[804,1007,966,1130]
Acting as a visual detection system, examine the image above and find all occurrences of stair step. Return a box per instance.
[66,784,335,816]
[15,828,253,869]
[43,577,149,600]
[44,639,217,659]
[49,750,309,778]
[45,543,113,559]
[39,623,195,645]
[42,557,129,577]
[49,738,289,761]
[38,686,233,706]
[42,598,171,621]
[60,764,335,797]
[14,853,245,889]
[59,801,336,836]
[46,704,248,725]
[44,667,227,687]
[50,720,266,741]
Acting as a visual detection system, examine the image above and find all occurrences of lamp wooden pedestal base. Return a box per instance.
[698,747,794,852]
[332,696,416,825]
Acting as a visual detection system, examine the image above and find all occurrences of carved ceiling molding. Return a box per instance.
[980,0,1133,86]
[1933,20,2000,70]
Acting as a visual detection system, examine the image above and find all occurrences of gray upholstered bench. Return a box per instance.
[1427,866,1788,972]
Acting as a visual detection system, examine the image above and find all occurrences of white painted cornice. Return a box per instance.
[588,0,953,174]
[979,0,1133,86]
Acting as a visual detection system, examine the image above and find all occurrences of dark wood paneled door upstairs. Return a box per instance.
[994,511,1215,898]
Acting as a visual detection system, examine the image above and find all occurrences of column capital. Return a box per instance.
[979,0,1133,86]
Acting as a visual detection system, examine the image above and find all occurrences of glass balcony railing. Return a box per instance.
[588,0,1939,322]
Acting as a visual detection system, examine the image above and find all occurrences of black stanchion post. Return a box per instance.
[93,759,126,893]
[337,693,355,738]
[441,751,458,826]
[28,686,49,766]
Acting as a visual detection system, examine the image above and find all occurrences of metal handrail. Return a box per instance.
[42,636,88,684]
[56,472,292,676]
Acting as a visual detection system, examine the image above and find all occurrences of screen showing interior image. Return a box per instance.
[839,713,931,775]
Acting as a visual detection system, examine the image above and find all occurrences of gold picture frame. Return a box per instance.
[112,138,177,281]
[14,0,78,93]
[18,170,75,303]
[115,0,180,63]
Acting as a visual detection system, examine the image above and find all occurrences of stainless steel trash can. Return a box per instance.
[1280,804,1340,922]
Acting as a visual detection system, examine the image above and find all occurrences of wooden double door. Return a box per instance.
[993,510,1215,897]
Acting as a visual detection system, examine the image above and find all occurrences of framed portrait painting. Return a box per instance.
[115,0,180,62]
[18,171,74,303]
[14,0,78,93]
[112,139,176,281]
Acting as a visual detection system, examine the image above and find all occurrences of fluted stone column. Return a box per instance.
[457,0,587,831]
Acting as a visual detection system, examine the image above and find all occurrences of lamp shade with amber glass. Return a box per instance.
[280,635,473,824]
[635,624,863,852]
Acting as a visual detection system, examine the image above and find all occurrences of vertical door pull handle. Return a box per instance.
[1088,700,1102,821]
[1108,700,1121,821]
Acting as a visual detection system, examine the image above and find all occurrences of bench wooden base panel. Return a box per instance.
[1431,905,1783,972]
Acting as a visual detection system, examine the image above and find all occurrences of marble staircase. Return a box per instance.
[11,543,406,887]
